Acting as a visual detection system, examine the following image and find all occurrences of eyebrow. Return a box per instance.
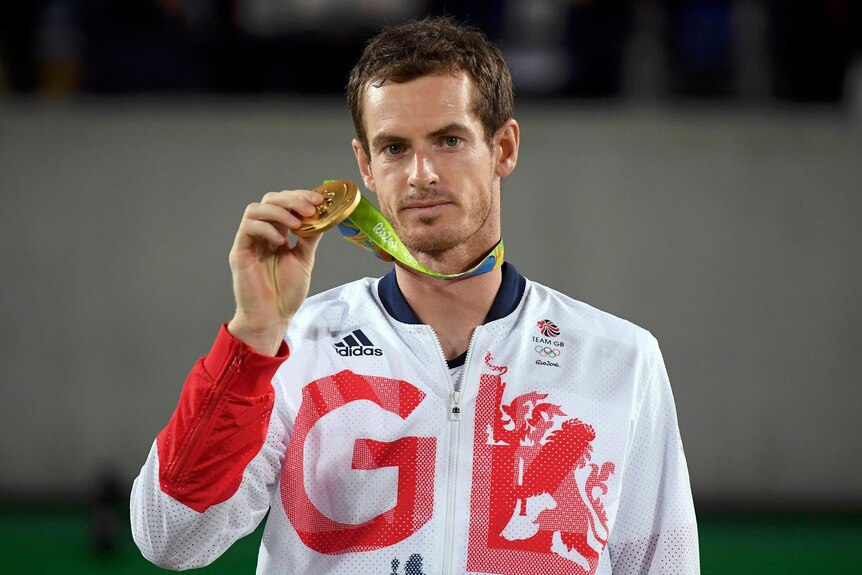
[370,132,408,151]
[428,122,471,139]
[370,123,473,151]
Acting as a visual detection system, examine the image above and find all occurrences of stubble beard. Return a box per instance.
[384,192,495,263]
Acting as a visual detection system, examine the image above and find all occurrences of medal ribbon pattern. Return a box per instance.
[328,181,505,280]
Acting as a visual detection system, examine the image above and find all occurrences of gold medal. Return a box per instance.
[294,180,362,236]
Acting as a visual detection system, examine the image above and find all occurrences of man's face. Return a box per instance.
[353,72,518,268]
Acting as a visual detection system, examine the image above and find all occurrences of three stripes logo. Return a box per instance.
[333,329,383,357]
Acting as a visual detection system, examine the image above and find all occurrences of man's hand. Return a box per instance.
[226,189,325,355]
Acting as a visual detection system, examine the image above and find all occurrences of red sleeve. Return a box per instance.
[156,323,289,513]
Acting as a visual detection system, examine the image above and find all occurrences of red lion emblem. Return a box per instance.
[467,354,614,575]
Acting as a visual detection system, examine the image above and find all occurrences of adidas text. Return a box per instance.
[333,329,384,357]
[336,347,383,357]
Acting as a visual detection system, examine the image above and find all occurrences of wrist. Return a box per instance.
[227,316,288,356]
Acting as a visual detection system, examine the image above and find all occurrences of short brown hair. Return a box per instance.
[347,16,514,156]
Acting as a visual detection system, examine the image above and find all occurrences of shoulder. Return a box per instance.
[522,278,659,355]
[303,276,378,307]
[289,277,382,333]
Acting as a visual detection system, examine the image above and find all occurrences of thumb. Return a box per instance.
[292,232,324,267]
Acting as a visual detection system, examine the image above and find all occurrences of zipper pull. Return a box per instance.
[449,390,461,421]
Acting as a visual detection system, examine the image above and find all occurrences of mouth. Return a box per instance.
[401,199,452,214]
[402,200,450,210]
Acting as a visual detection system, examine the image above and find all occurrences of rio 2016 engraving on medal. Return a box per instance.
[294,180,362,236]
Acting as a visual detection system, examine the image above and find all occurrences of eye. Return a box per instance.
[443,136,461,147]
[385,144,404,155]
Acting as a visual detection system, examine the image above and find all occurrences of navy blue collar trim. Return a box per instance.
[447,350,469,369]
[377,262,527,368]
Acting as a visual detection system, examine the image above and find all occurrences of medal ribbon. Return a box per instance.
[332,185,504,280]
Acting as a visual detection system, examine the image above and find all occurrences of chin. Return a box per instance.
[403,234,460,254]
[396,220,459,252]
[401,211,495,254]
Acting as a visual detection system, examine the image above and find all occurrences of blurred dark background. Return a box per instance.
[2,1,862,573]
[2,0,861,103]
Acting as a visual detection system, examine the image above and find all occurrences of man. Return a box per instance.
[131,16,699,575]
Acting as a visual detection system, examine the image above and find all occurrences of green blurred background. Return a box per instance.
[2,505,861,574]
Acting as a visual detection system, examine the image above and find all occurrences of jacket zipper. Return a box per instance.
[168,350,245,483]
[429,327,478,575]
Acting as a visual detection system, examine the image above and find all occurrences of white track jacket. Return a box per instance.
[131,264,699,574]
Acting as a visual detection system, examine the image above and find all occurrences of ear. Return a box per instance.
[352,138,376,193]
[493,119,520,178]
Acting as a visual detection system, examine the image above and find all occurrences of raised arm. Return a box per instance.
[227,189,324,354]
[131,188,324,568]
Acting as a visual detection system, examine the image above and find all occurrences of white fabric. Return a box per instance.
[132,276,699,574]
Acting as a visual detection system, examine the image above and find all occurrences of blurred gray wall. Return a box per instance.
[1,98,860,507]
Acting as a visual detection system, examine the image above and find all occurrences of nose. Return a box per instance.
[407,150,438,189]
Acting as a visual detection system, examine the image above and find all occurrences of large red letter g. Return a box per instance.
[282,370,436,554]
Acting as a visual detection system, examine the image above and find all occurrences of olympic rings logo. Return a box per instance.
[535,346,561,357]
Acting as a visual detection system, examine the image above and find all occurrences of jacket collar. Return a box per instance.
[377,262,526,326]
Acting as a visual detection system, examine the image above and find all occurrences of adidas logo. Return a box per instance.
[333,329,383,357]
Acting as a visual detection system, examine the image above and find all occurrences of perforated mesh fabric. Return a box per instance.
[131,276,698,574]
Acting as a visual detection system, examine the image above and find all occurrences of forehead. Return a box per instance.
[362,72,480,136]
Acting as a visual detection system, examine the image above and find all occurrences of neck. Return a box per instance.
[410,237,498,278]
[394,264,502,361]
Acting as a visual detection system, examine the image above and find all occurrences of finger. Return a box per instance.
[236,218,288,249]
[244,202,303,231]
[261,190,324,219]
